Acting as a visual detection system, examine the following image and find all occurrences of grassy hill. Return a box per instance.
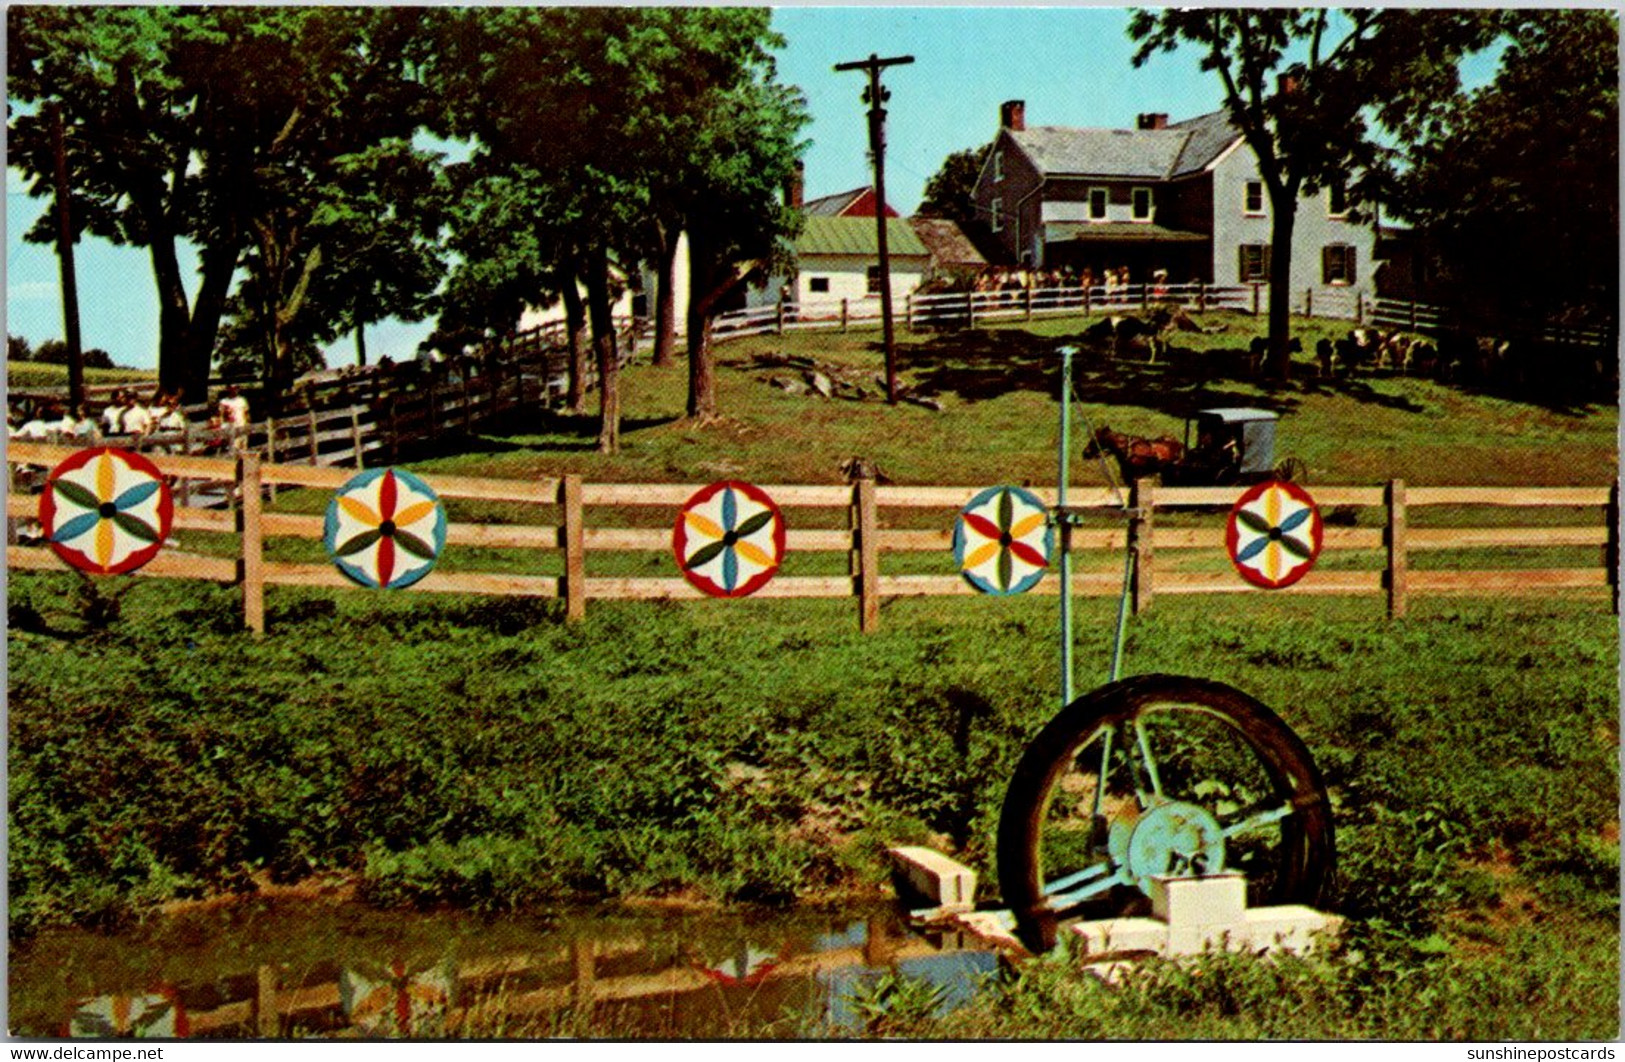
[417,312,1617,489]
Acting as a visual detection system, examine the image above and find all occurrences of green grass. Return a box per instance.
[409,311,1616,489]
[7,360,155,391]
[6,312,1618,1039]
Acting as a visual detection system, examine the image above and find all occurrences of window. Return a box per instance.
[1238,243,1271,283]
[992,149,1004,183]
[990,196,1003,232]
[1322,244,1356,285]
[1244,180,1265,215]
[1326,182,1348,217]
[1132,187,1152,221]
[1088,188,1107,220]
[809,277,830,294]
[866,266,883,295]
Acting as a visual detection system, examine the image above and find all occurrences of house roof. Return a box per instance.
[1010,109,1240,180]
[1044,221,1207,244]
[802,187,900,218]
[907,218,987,268]
[795,216,930,258]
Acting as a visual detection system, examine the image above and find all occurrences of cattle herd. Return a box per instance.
[1076,312,1610,395]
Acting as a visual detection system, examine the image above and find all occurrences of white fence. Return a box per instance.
[712,283,1613,351]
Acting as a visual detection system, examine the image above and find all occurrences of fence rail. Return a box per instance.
[8,443,1615,632]
[711,283,1615,352]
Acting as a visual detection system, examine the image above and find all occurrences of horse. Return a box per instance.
[1080,425,1186,483]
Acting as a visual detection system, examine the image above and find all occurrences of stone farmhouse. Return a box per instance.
[971,100,1377,303]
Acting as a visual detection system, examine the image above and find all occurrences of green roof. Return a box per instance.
[1044,221,1207,244]
[796,216,930,257]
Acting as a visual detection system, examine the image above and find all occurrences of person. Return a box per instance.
[61,404,100,441]
[119,391,154,437]
[102,390,128,436]
[218,385,250,428]
[1151,268,1170,301]
[14,402,53,440]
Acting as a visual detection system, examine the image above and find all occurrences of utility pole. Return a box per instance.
[835,52,912,405]
[49,103,85,411]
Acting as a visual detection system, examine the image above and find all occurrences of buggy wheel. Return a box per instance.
[996,674,1334,953]
[1273,457,1308,483]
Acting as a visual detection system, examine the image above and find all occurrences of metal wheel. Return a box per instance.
[1273,456,1308,483]
[997,674,1334,953]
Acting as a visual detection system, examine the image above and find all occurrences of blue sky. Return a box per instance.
[3,7,1501,373]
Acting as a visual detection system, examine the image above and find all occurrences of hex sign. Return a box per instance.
[1225,479,1324,589]
[673,480,786,598]
[325,468,447,589]
[953,485,1054,595]
[39,447,174,575]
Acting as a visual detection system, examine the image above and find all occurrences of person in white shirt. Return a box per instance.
[217,385,250,428]
[119,395,154,436]
[101,391,128,436]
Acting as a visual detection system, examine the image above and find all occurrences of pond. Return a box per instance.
[9,898,1005,1039]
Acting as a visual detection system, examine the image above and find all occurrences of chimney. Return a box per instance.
[784,160,804,209]
[1136,113,1169,130]
[1000,100,1025,132]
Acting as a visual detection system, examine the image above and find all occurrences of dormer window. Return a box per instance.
[992,149,1004,183]
[1244,180,1265,215]
[1132,187,1153,221]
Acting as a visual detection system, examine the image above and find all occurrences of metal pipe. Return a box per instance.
[1057,345,1075,707]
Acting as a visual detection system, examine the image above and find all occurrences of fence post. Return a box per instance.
[854,477,880,632]
[1131,477,1155,614]
[776,297,786,335]
[1025,285,1034,320]
[179,422,194,507]
[1198,280,1207,313]
[1304,288,1313,319]
[1608,481,1619,615]
[1409,299,1418,332]
[841,298,849,333]
[1386,478,1408,619]
[1251,285,1260,316]
[905,292,914,333]
[238,452,265,635]
[306,405,319,465]
[349,407,364,469]
[967,291,977,329]
[1083,285,1091,316]
[265,420,278,502]
[255,964,280,1037]
[562,474,586,623]
[1355,291,1364,325]
[387,396,399,464]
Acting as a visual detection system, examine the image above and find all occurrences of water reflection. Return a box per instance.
[12,900,1002,1039]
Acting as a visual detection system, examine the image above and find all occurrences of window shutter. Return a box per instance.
[1345,245,1357,283]
[1238,245,1248,283]
[1262,245,1272,281]
[1322,245,1335,285]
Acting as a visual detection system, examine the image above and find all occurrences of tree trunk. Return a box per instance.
[653,235,679,368]
[584,246,620,454]
[1266,189,1297,382]
[355,323,367,367]
[686,295,716,420]
[561,273,588,415]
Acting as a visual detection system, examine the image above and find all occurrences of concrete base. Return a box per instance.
[887,846,978,913]
[1072,874,1342,960]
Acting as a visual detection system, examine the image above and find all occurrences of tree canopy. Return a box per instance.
[1391,9,1618,329]
[1129,9,1505,378]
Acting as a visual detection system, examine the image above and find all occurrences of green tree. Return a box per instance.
[8,6,441,402]
[919,145,989,227]
[1394,10,1618,331]
[1129,9,1503,379]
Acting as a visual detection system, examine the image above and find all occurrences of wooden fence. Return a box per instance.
[59,914,961,1037]
[8,442,1616,632]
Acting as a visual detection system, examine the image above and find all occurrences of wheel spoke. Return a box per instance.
[1046,867,1130,913]
[1089,726,1115,822]
[1132,718,1164,801]
[1220,801,1296,839]
[1042,860,1112,897]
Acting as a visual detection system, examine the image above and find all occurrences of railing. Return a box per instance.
[8,443,1615,633]
[711,284,1616,353]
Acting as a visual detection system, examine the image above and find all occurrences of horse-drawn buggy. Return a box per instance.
[1083,407,1307,487]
